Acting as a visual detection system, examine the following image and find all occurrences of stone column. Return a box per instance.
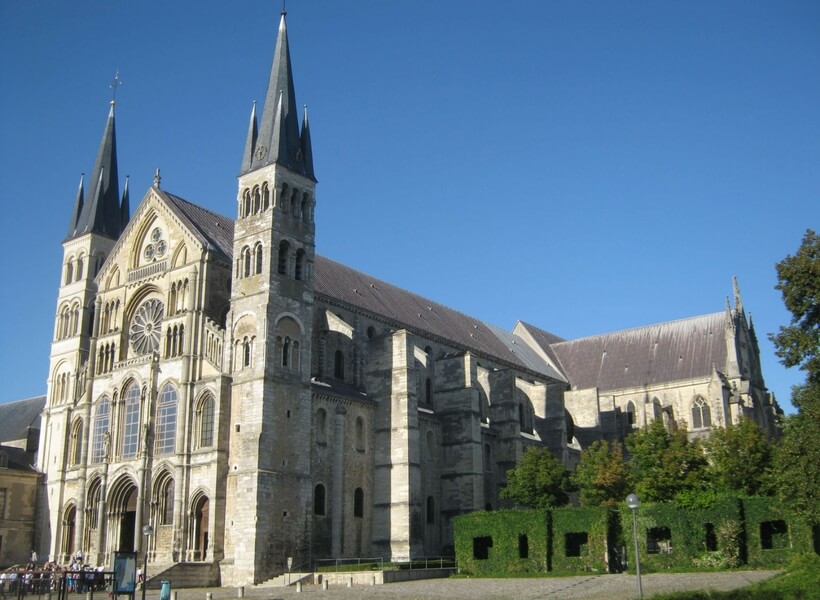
[331,405,346,556]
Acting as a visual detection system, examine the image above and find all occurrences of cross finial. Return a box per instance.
[282,0,286,15]
[110,70,123,104]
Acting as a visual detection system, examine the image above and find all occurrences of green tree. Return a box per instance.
[625,420,708,503]
[769,229,820,387]
[500,447,573,509]
[572,440,631,507]
[769,229,820,526]
[704,417,773,497]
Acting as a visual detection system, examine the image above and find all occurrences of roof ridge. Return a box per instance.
[315,255,505,333]
[553,311,725,346]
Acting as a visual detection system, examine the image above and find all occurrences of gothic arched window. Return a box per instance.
[313,484,326,516]
[198,394,215,448]
[692,397,712,429]
[121,382,141,459]
[278,240,290,275]
[354,488,364,518]
[254,243,263,275]
[154,383,178,455]
[91,397,110,463]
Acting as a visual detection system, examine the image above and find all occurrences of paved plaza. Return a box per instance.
[159,570,780,600]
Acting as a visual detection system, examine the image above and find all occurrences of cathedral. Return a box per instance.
[35,11,781,586]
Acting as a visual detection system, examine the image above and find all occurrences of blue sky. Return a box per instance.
[1,1,817,413]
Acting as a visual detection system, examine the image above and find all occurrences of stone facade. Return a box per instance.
[34,11,780,588]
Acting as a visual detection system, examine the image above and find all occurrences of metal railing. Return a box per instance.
[312,556,456,573]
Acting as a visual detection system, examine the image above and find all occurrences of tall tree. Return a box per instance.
[572,440,630,507]
[704,417,773,497]
[501,447,573,509]
[625,420,708,503]
[769,229,820,525]
[769,229,820,388]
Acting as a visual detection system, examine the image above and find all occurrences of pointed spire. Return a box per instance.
[724,297,735,332]
[66,175,85,240]
[240,101,258,174]
[247,11,311,177]
[732,276,743,313]
[69,102,123,240]
[300,104,315,181]
[120,176,130,228]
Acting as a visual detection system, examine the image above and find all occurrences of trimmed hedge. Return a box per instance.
[551,506,617,574]
[620,497,744,572]
[454,510,548,575]
[454,497,816,577]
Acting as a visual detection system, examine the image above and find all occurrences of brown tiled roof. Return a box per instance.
[313,256,564,380]
[548,312,728,391]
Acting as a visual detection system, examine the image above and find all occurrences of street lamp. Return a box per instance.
[141,524,153,600]
[625,493,643,599]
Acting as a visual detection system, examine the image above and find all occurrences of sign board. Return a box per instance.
[113,552,138,594]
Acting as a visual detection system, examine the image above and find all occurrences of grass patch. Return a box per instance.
[648,553,820,600]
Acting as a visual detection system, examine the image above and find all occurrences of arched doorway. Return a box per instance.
[191,495,209,561]
[61,504,77,562]
[108,476,139,553]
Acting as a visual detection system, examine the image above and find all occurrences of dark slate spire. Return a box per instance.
[300,105,315,181]
[67,174,84,239]
[69,102,124,240]
[240,101,258,173]
[120,176,130,228]
[244,11,315,180]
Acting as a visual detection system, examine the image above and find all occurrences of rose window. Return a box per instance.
[143,227,167,262]
[129,299,164,355]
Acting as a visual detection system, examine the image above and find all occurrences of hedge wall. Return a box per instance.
[454,510,548,575]
[742,496,809,568]
[454,498,815,577]
[550,506,617,574]
[619,497,745,573]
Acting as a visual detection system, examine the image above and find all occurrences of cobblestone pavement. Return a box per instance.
[160,570,780,600]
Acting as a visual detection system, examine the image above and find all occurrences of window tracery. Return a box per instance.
[129,299,164,355]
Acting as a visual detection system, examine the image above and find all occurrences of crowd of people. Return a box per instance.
[0,551,109,597]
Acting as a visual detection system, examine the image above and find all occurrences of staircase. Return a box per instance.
[145,562,220,588]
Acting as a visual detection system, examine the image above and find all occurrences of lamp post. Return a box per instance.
[141,524,153,600]
[625,494,643,599]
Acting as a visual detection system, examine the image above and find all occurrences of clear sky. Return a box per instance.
[1,1,817,412]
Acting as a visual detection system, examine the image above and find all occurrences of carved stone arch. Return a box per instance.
[105,265,121,290]
[171,243,188,269]
[252,185,261,214]
[274,312,306,336]
[130,212,162,269]
[85,475,103,530]
[262,182,270,210]
[64,253,75,284]
[194,389,217,449]
[124,284,164,323]
[60,501,79,560]
[232,313,257,339]
[189,489,211,561]
[69,415,85,465]
[153,467,176,525]
[107,472,140,553]
[240,188,251,218]
[76,251,86,280]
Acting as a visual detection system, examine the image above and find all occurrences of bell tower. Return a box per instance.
[41,98,129,560]
[224,9,317,584]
